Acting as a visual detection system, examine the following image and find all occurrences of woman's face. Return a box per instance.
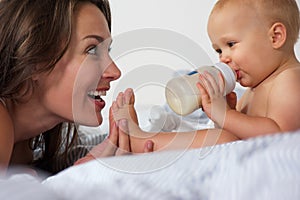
[38,2,121,126]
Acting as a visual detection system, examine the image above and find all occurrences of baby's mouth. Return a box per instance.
[235,70,241,80]
[87,90,106,101]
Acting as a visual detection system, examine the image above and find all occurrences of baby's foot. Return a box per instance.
[112,88,142,137]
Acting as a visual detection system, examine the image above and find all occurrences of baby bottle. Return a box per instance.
[165,62,236,116]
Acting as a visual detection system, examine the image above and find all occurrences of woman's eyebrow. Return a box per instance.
[83,35,104,43]
[83,35,113,47]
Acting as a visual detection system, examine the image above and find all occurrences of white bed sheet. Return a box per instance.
[41,130,300,200]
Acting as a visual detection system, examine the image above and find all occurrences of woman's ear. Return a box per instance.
[31,72,40,81]
[31,64,45,81]
[268,22,287,49]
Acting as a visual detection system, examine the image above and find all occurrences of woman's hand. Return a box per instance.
[74,106,154,165]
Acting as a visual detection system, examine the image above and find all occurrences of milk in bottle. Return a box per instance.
[165,62,236,116]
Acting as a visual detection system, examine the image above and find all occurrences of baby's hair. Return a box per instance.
[212,0,300,45]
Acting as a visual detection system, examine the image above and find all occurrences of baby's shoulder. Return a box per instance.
[271,64,300,96]
[274,64,300,84]
[278,64,300,76]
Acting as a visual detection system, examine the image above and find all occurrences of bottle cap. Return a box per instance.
[214,62,236,95]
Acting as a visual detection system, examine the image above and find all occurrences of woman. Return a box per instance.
[0,0,152,175]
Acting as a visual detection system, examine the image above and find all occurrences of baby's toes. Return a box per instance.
[112,100,126,122]
[116,92,124,107]
[111,101,120,122]
[111,101,118,113]
[124,88,135,105]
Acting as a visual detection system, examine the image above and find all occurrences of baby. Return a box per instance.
[112,0,300,153]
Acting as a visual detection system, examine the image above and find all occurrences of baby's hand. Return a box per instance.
[196,71,230,126]
[226,92,237,110]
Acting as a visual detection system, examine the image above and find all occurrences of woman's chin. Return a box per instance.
[93,114,103,126]
[74,114,103,127]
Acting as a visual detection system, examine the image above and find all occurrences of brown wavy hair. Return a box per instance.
[0,0,111,173]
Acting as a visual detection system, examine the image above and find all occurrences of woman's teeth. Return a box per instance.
[88,90,106,100]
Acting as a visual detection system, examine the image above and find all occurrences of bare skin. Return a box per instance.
[0,2,153,174]
[74,105,154,165]
[199,2,300,138]
[110,1,300,154]
[111,88,239,153]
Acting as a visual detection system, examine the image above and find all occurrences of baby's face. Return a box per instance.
[207,3,278,88]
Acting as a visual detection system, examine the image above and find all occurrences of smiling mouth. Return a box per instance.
[87,90,106,100]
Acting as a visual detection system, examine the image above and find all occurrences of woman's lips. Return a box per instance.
[87,89,107,111]
[87,96,105,112]
[94,98,105,111]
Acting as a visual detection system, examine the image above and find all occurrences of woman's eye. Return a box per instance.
[87,45,112,56]
[87,46,98,55]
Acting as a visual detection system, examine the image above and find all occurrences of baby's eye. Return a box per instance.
[215,48,222,54]
[227,41,236,48]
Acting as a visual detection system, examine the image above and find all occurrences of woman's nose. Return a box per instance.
[102,60,121,81]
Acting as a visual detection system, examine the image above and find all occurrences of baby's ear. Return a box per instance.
[268,22,287,49]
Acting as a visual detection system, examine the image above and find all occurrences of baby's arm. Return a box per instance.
[261,68,300,132]
[217,67,300,139]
